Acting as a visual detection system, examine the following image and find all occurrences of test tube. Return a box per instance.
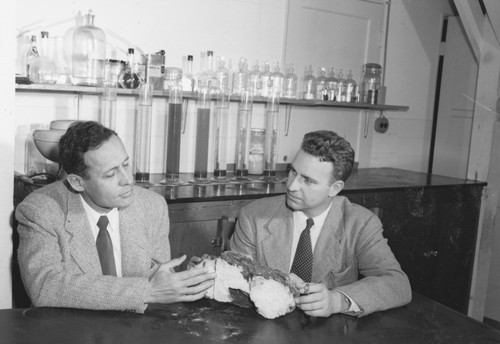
[213,91,230,181]
[100,59,121,130]
[133,81,153,184]
[164,83,183,185]
[263,91,280,182]
[234,90,253,180]
[194,87,211,183]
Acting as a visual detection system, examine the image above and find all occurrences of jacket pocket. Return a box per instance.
[325,266,357,289]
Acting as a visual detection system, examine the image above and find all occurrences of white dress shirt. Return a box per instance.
[80,195,123,277]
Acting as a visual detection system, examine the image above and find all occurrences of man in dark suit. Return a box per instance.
[230,130,411,317]
[16,121,215,312]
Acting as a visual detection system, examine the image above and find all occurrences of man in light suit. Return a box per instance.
[230,130,411,317]
[16,121,215,313]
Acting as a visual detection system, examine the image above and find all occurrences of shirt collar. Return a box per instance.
[79,195,119,233]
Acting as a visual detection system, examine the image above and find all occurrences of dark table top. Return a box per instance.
[142,168,486,203]
[2,293,499,344]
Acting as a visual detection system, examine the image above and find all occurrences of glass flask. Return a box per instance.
[234,90,253,179]
[232,57,248,96]
[316,67,328,100]
[360,63,382,104]
[213,91,230,181]
[283,64,297,99]
[29,31,58,84]
[133,63,153,184]
[164,82,184,185]
[336,69,346,102]
[72,10,106,86]
[249,128,265,175]
[345,69,357,103]
[301,65,316,100]
[119,48,141,89]
[326,67,338,101]
[271,62,284,97]
[263,92,280,181]
[146,50,165,91]
[194,87,212,183]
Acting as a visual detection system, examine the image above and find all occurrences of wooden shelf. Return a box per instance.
[15,83,409,112]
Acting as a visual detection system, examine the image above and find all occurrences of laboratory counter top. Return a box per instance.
[143,167,487,203]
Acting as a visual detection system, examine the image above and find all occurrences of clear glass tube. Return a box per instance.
[164,84,183,184]
[194,87,212,183]
[100,83,117,130]
[264,92,280,182]
[234,90,253,179]
[213,91,230,181]
[133,82,153,183]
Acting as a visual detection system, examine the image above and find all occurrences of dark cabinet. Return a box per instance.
[346,184,484,314]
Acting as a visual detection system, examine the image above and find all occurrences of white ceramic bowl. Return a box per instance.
[32,129,66,163]
[49,119,77,130]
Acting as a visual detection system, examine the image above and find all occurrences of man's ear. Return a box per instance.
[329,180,344,197]
[66,173,85,192]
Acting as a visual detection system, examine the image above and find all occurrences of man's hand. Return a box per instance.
[291,276,343,317]
[145,255,216,304]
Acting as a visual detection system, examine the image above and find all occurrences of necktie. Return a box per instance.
[96,215,117,276]
[290,218,314,282]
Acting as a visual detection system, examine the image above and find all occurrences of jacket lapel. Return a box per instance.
[65,192,102,274]
[312,197,345,283]
[120,204,150,276]
[261,203,294,272]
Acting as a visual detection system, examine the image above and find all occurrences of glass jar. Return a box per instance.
[163,67,182,92]
[360,63,382,104]
[249,128,265,175]
[72,10,106,86]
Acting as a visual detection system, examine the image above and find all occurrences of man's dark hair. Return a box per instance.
[301,130,355,182]
[59,121,117,178]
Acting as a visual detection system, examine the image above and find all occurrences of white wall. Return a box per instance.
[0,2,16,308]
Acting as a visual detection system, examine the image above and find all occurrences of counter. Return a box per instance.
[2,293,499,344]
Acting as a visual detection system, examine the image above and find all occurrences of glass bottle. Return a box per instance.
[63,11,84,84]
[26,35,39,79]
[164,81,184,185]
[194,87,212,183]
[249,128,265,175]
[119,48,141,89]
[283,64,297,99]
[264,92,280,181]
[345,69,357,103]
[214,56,229,95]
[181,55,195,93]
[133,58,153,184]
[360,63,382,104]
[213,91,230,180]
[326,67,338,101]
[301,65,316,100]
[260,61,272,98]
[234,90,253,179]
[100,59,121,130]
[271,62,284,97]
[316,67,328,101]
[336,69,347,102]
[72,10,106,86]
[232,57,248,96]
[248,60,262,97]
[29,31,59,84]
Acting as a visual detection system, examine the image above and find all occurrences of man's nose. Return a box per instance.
[287,174,300,190]
[118,167,133,185]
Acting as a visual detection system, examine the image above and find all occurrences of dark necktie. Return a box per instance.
[290,218,314,282]
[96,215,117,276]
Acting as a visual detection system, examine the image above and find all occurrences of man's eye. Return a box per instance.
[105,171,115,178]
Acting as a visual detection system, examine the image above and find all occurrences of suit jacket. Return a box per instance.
[16,180,170,313]
[230,194,411,316]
